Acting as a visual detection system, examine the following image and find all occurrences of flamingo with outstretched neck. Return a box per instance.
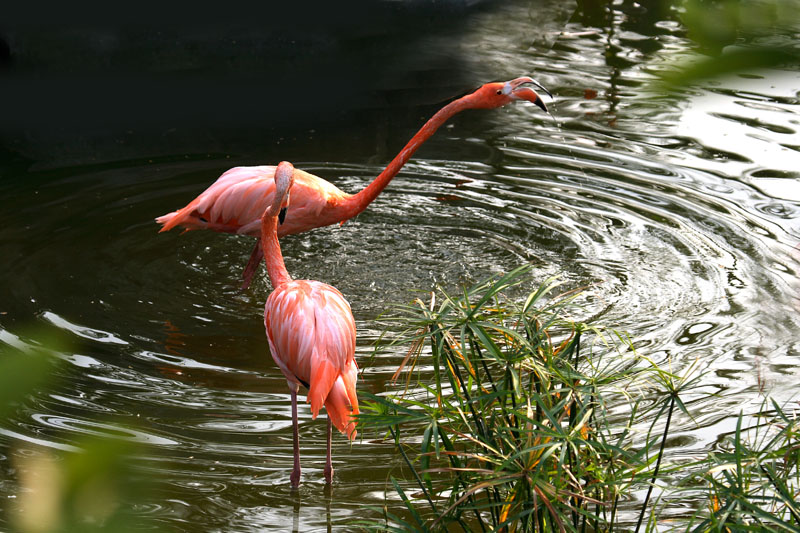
[261,161,358,487]
[157,77,551,288]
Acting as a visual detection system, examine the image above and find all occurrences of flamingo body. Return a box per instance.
[157,165,350,238]
[259,161,359,486]
[265,279,358,438]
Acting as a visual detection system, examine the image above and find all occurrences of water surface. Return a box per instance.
[1,1,799,530]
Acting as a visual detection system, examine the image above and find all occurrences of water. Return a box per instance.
[2,1,800,530]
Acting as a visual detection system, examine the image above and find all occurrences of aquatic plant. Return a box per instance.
[356,266,655,531]
[676,401,800,532]
[356,266,799,532]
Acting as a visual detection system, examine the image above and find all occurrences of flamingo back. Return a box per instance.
[264,280,359,438]
[156,165,351,237]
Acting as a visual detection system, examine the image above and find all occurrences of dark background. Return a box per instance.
[1,0,564,168]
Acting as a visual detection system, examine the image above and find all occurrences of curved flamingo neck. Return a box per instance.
[336,95,473,219]
[261,214,292,288]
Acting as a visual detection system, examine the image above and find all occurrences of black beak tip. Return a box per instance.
[534,96,549,114]
[278,207,287,225]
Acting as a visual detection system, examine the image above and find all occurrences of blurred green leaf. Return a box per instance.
[683,0,800,51]
[659,0,800,86]
[2,333,165,533]
[660,46,799,86]
[0,338,64,420]
[13,435,149,533]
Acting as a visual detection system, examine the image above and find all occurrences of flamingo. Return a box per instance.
[156,76,552,288]
[261,161,358,487]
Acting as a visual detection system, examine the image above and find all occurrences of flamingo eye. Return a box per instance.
[496,90,502,95]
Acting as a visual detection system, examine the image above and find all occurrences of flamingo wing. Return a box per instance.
[264,280,358,435]
[157,166,278,235]
[157,166,351,237]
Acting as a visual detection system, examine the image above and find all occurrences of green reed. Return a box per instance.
[357,266,657,531]
[676,400,800,533]
[355,266,799,532]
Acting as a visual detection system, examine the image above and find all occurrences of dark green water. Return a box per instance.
[2,1,799,531]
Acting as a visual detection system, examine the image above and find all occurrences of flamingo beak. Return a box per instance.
[278,207,287,225]
[514,88,549,113]
[506,76,553,114]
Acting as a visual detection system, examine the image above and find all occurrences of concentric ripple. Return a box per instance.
[2,2,800,530]
[4,119,798,527]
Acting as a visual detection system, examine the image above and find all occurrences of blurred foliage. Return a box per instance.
[682,0,799,53]
[0,335,64,421]
[12,438,149,533]
[664,0,800,85]
[0,337,164,533]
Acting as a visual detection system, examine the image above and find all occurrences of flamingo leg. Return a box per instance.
[240,241,264,290]
[324,416,333,484]
[290,388,301,488]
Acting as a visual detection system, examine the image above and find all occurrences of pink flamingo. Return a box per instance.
[156,77,551,288]
[261,161,358,487]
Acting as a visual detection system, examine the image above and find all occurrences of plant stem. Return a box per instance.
[388,425,439,517]
[569,332,582,529]
[634,394,676,533]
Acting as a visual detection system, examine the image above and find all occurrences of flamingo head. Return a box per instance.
[468,77,552,113]
[271,161,295,224]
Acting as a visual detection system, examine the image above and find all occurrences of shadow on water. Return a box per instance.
[2,0,800,530]
[0,0,574,168]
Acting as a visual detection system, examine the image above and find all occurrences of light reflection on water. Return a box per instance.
[2,1,800,531]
